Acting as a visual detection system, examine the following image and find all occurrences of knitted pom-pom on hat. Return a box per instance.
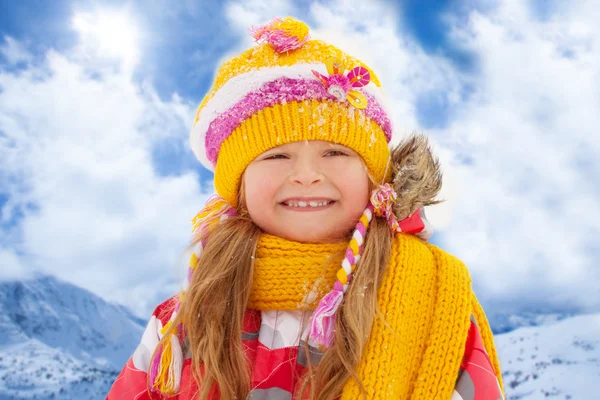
[250,16,310,53]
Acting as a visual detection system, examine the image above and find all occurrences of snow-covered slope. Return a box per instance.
[489,311,575,335]
[497,312,600,399]
[0,275,145,400]
[1,274,598,399]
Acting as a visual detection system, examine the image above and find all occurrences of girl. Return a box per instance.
[107,17,504,400]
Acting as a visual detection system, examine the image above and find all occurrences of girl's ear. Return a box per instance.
[389,134,444,221]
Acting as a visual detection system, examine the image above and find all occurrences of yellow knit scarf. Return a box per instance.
[249,233,504,399]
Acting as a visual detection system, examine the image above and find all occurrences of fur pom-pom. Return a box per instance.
[250,17,310,53]
[390,134,443,221]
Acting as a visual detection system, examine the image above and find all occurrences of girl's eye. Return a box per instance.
[265,154,288,160]
[325,150,348,157]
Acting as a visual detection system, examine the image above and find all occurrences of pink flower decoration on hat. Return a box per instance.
[311,57,371,109]
[347,66,371,87]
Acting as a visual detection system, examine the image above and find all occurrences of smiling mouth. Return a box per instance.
[280,199,336,209]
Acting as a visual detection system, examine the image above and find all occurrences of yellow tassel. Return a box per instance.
[150,319,182,396]
[155,320,181,395]
[160,320,173,336]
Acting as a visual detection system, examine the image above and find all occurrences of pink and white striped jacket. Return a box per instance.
[107,297,504,399]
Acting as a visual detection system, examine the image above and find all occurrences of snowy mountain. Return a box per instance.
[497,312,600,399]
[489,310,576,335]
[0,275,145,400]
[1,274,598,399]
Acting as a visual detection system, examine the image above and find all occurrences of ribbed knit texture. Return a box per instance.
[214,99,391,205]
[248,233,504,399]
[249,233,347,310]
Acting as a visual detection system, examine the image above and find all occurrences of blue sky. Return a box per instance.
[1,0,598,318]
[0,0,474,126]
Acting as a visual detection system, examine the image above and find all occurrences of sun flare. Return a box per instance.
[72,10,139,68]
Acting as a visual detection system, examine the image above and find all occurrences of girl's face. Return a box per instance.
[244,140,370,243]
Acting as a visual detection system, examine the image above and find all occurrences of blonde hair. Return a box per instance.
[151,172,392,400]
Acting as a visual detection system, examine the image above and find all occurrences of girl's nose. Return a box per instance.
[289,157,324,186]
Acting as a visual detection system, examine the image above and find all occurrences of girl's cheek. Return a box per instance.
[328,157,365,180]
[246,164,283,199]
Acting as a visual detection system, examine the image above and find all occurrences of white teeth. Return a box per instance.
[285,200,331,207]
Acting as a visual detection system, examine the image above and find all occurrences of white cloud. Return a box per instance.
[0,248,32,281]
[431,0,600,311]
[0,42,207,317]
[0,36,33,65]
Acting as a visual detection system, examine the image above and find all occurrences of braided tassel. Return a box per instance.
[149,319,183,397]
[337,204,373,287]
[309,204,374,349]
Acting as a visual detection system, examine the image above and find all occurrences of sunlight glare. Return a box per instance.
[73,10,139,68]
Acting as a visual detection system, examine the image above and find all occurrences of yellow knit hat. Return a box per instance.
[190,17,393,206]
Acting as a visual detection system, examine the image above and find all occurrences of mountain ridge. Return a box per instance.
[0,274,145,399]
[1,275,598,399]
